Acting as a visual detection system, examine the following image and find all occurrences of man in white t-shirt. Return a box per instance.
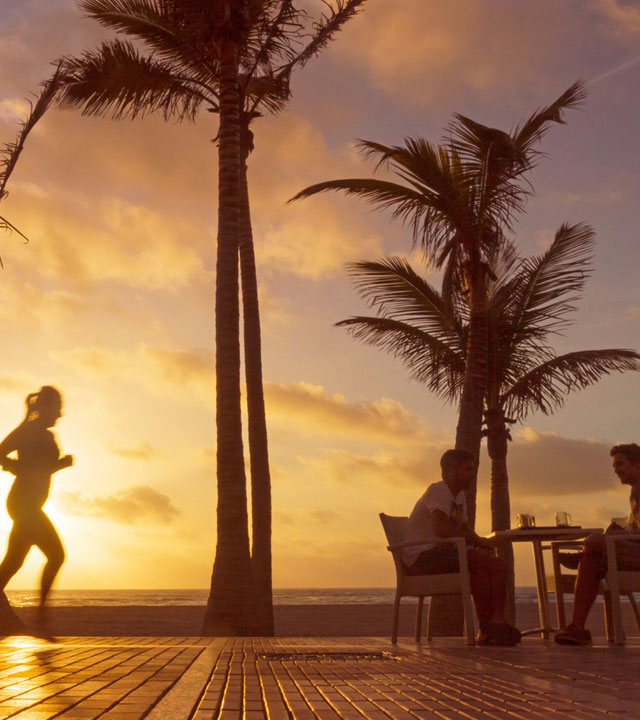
[404,449,520,646]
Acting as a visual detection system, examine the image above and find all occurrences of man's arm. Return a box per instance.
[431,510,492,549]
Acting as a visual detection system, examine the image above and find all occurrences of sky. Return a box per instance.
[0,0,638,591]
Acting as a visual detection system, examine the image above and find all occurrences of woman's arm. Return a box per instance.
[54,454,73,473]
[0,427,21,475]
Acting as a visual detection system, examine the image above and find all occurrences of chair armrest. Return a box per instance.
[550,540,583,550]
[604,534,640,579]
[387,536,466,552]
[605,533,640,542]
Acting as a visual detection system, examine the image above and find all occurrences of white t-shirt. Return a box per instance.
[402,480,468,566]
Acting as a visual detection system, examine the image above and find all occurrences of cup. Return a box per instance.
[555,511,572,527]
[517,513,536,528]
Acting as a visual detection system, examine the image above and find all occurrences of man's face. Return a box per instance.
[454,460,476,490]
[612,453,640,486]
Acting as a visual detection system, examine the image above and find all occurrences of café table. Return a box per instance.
[487,526,603,638]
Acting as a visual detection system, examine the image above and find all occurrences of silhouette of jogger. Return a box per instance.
[0,386,73,630]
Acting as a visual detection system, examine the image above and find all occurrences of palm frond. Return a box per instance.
[0,65,62,201]
[501,348,640,420]
[281,0,366,73]
[245,0,299,81]
[508,222,594,340]
[511,81,587,159]
[337,316,465,401]
[346,257,467,345]
[58,40,212,120]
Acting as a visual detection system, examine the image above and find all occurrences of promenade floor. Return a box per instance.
[0,635,637,719]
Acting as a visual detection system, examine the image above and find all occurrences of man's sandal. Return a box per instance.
[554,623,592,645]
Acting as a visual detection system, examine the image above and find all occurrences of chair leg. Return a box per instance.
[391,593,400,644]
[426,598,434,641]
[603,592,614,643]
[627,593,640,632]
[461,592,475,646]
[609,587,626,645]
[556,586,567,630]
[415,597,424,642]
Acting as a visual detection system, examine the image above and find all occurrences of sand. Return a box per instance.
[10,601,639,637]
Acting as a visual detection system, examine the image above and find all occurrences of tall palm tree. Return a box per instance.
[290,84,585,527]
[57,0,365,634]
[338,226,640,618]
[1,68,62,255]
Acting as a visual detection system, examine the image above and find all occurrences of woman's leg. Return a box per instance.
[0,521,32,591]
[32,511,65,610]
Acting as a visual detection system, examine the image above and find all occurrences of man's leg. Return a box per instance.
[555,533,604,645]
[571,533,606,629]
[466,548,516,644]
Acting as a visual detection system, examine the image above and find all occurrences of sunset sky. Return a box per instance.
[0,0,639,590]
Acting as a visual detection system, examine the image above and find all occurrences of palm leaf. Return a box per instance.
[501,348,640,420]
[508,222,594,342]
[281,0,366,72]
[337,316,465,401]
[0,65,62,255]
[346,257,467,346]
[59,40,211,120]
[0,65,62,200]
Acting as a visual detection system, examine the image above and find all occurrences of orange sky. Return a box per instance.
[0,0,639,589]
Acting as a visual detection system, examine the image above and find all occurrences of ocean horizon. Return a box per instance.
[3,587,553,607]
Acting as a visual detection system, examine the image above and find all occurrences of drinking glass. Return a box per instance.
[517,513,535,528]
[555,511,572,527]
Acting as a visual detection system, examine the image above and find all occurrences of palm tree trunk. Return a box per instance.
[485,407,515,624]
[202,37,255,637]
[455,262,489,529]
[239,118,274,636]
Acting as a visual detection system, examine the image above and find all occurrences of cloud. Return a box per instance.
[273,509,340,528]
[264,381,430,444]
[4,187,207,291]
[309,510,340,525]
[595,0,640,34]
[57,485,180,524]
[109,442,158,460]
[506,429,617,497]
[247,113,385,279]
[55,344,215,406]
[333,0,585,104]
[299,445,446,490]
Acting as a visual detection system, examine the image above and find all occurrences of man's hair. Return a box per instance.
[610,443,640,464]
[440,449,475,478]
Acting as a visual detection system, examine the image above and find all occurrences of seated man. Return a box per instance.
[403,448,521,646]
[555,442,640,646]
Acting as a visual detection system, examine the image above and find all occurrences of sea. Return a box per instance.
[5,587,547,607]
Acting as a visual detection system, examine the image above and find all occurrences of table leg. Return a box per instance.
[532,539,551,638]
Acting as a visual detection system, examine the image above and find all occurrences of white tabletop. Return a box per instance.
[487,527,602,543]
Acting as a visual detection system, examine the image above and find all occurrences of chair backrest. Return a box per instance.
[379,513,410,582]
[379,513,408,548]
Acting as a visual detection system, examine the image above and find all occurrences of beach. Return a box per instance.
[12,601,640,637]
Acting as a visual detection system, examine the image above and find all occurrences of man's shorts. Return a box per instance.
[405,542,459,576]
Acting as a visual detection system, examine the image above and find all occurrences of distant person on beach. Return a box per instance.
[404,449,521,646]
[554,443,640,646]
[0,386,73,629]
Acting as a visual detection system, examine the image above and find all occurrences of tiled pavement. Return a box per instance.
[0,636,638,719]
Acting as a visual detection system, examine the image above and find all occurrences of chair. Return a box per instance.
[379,513,475,645]
[546,518,640,644]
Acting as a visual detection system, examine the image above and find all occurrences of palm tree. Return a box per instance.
[290,84,585,527]
[0,68,62,256]
[57,0,365,635]
[337,225,640,618]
